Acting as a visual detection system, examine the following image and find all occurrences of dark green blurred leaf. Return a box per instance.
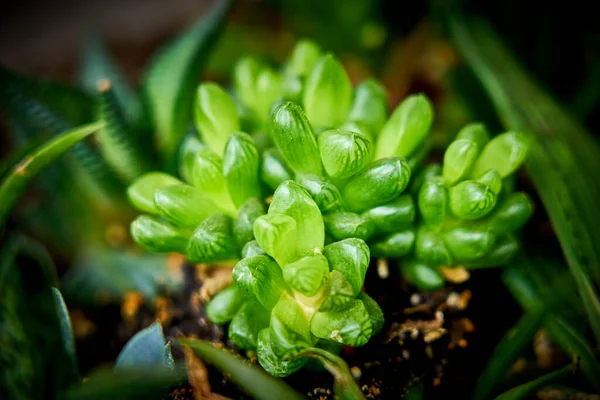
[493,364,572,400]
[0,236,79,399]
[0,122,103,227]
[142,0,231,167]
[180,338,306,400]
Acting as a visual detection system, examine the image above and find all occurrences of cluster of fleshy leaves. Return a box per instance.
[125,38,533,376]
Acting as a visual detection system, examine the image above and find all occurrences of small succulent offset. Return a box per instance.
[207,180,383,377]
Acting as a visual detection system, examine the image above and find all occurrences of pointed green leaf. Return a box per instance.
[442,227,496,262]
[253,213,298,266]
[456,122,490,150]
[324,212,374,241]
[449,180,497,220]
[270,294,313,359]
[257,329,307,377]
[51,288,78,378]
[261,148,294,191]
[130,215,190,254]
[283,254,329,296]
[233,56,263,113]
[241,240,266,258]
[323,238,369,295]
[127,172,183,214]
[223,132,261,207]
[493,364,572,400]
[270,102,322,175]
[285,39,322,78]
[375,94,433,159]
[477,168,502,195]
[269,180,325,256]
[154,184,220,229]
[142,0,231,164]
[319,271,356,312]
[342,157,411,213]
[194,82,240,155]
[229,300,270,350]
[233,255,286,311]
[181,337,305,397]
[442,139,479,185]
[348,79,388,137]
[418,177,448,230]
[115,322,174,370]
[0,122,103,226]
[254,67,283,122]
[470,132,529,179]
[415,227,452,266]
[370,230,415,258]
[303,54,352,128]
[311,299,372,346]
[297,174,343,213]
[206,285,246,324]
[318,129,372,179]
[187,213,237,263]
[401,259,445,291]
[361,195,415,234]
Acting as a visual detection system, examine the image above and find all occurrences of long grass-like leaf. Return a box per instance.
[448,15,600,343]
[179,338,306,400]
[0,122,103,227]
[493,364,572,400]
[142,0,231,168]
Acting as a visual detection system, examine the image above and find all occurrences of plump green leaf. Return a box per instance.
[409,163,442,197]
[127,172,182,214]
[257,329,307,377]
[477,168,502,195]
[234,197,266,247]
[361,195,415,234]
[449,180,497,220]
[323,239,369,295]
[418,177,448,230]
[348,79,388,137]
[187,213,237,263]
[442,227,496,262]
[297,174,343,213]
[154,184,220,229]
[442,139,479,185]
[303,54,352,128]
[0,236,79,399]
[324,212,375,241]
[229,300,270,350]
[370,230,415,258]
[319,271,356,312]
[0,122,103,227]
[342,157,411,213]
[465,233,519,268]
[178,135,203,184]
[415,227,452,266]
[470,132,529,179]
[269,180,325,256]
[358,292,384,335]
[375,94,433,159]
[254,67,283,122]
[318,129,372,179]
[311,299,372,346]
[284,39,322,79]
[142,0,231,164]
[233,56,262,110]
[283,254,329,296]
[206,285,246,324]
[96,81,151,182]
[233,255,286,311]
[253,213,298,266]
[296,347,365,400]
[223,132,261,207]
[486,192,534,234]
[115,322,174,370]
[181,337,305,398]
[473,308,544,400]
[270,294,313,359]
[401,259,445,291]
[270,102,322,175]
[455,122,490,150]
[194,82,240,155]
[130,215,190,254]
[261,148,294,191]
[241,240,266,258]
